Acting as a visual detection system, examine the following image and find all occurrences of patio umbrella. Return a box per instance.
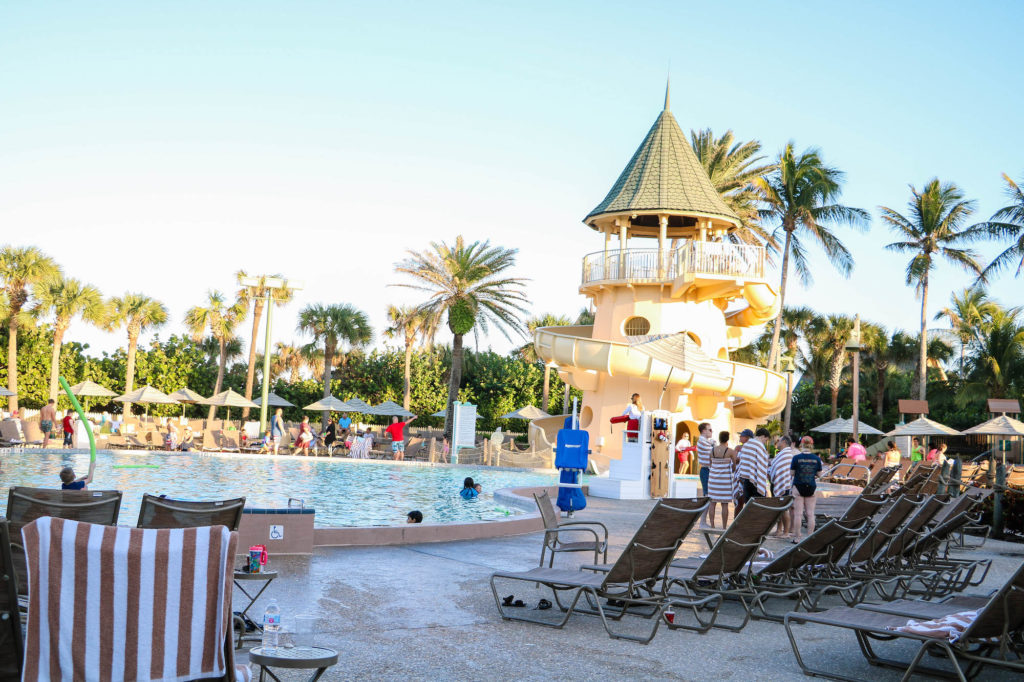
[0,387,14,397]
[961,415,1024,465]
[431,408,482,420]
[169,388,207,416]
[499,405,551,420]
[203,389,259,423]
[372,400,415,418]
[114,386,179,416]
[886,416,962,437]
[265,392,295,408]
[813,417,884,436]
[809,418,849,434]
[627,332,725,409]
[69,380,118,411]
[343,398,374,413]
[303,396,352,412]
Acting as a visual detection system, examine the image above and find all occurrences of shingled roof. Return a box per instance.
[585,97,740,226]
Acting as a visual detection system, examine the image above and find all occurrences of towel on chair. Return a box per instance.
[889,609,980,642]
[20,517,247,682]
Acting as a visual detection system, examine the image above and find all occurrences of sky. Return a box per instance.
[1,1,1022,363]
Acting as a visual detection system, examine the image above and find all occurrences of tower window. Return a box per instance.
[623,316,651,336]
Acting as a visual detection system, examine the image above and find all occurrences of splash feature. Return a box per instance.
[533,90,786,499]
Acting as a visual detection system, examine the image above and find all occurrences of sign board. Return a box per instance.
[269,524,284,540]
[451,401,477,464]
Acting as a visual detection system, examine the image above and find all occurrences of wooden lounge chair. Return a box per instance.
[0,520,24,679]
[860,465,898,495]
[215,430,241,452]
[137,494,246,531]
[785,557,1024,681]
[490,498,718,643]
[0,420,26,447]
[533,490,608,567]
[21,420,46,447]
[19,517,249,682]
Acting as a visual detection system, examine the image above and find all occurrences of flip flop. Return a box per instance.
[512,599,525,607]
[502,595,515,607]
[536,599,552,611]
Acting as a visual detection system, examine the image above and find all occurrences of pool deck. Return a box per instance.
[235,495,1024,681]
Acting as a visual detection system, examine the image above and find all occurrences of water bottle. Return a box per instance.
[262,600,281,653]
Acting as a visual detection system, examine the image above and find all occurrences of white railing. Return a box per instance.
[581,241,765,286]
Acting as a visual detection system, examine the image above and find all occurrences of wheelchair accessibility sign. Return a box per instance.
[269,524,284,540]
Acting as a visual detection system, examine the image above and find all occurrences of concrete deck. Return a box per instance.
[236,496,1024,681]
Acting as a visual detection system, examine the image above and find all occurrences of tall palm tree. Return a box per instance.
[108,293,168,414]
[35,277,107,400]
[519,313,572,412]
[690,129,776,247]
[974,173,1024,280]
[779,306,816,364]
[881,179,984,399]
[756,144,869,371]
[959,308,1024,402]
[934,286,999,374]
[297,303,372,426]
[271,342,305,383]
[0,246,60,412]
[808,314,855,451]
[393,236,528,438]
[185,291,246,420]
[385,304,430,411]
[235,271,295,418]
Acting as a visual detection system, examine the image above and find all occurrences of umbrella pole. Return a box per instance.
[658,367,674,411]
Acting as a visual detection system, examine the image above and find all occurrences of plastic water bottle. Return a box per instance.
[262,600,281,652]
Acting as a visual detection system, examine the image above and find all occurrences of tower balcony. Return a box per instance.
[580,241,767,300]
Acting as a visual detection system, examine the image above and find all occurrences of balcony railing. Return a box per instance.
[581,241,765,286]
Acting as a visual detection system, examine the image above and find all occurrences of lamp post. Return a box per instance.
[238,276,303,436]
[782,355,796,437]
[846,315,863,442]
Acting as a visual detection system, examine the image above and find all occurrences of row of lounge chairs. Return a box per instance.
[493,480,1016,679]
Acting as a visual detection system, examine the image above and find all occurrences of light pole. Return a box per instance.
[846,315,863,442]
[239,276,303,436]
[782,355,796,437]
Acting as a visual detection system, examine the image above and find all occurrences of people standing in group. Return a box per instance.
[790,444,824,543]
[706,430,737,528]
[883,440,903,480]
[385,414,418,462]
[769,436,796,538]
[61,410,76,449]
[910,437,925,462]
[846,436,867,463]
[270,408,285,455]
[696,422,714,496]
[735,428,770,512]
[40,399,56,448]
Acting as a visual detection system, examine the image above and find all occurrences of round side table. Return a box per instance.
[248,646,339,682]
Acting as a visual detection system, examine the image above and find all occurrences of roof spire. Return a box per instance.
[664,75,670,111]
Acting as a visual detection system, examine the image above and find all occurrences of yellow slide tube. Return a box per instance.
[724,282,780,328]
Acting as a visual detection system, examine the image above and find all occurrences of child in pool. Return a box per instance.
[460,477,479,499]
[59,459,96,490]
[406,510,423,524]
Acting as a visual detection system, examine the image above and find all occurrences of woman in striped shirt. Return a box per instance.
[706,431,738,528]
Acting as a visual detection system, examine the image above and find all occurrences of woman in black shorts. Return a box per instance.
[789,443,823,542]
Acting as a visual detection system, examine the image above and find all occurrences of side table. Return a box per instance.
[248,646,339,682]
[233,570,278,649]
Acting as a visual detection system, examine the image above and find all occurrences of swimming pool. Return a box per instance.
[0,450,562,527]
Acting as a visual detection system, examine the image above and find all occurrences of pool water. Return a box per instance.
[0,450,561,527]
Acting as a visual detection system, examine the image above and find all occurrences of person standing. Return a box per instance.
[270,408,285,455]
[769,436,796,538]
[61,410,76,449]
[164,419,179,451]
[846,437,867,463]
[910,437,925,463]
[706,431,737,528]
[735,428,770,512]
[40,399,57,448]
[790,445,824,543]
[385,415,418,461]
[621,393,644,442]
[674,431,692,474]
[883,440,903,481]
[695,422,714,496]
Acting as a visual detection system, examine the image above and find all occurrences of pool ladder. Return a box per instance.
[287,497,305,510]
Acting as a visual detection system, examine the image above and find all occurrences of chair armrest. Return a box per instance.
[557,520,609,542]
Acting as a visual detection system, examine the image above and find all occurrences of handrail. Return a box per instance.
[581,241,765,286]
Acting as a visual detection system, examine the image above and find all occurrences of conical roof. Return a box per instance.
[585,97,739,227]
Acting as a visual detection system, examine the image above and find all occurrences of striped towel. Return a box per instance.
[738,440,770,496]
[769,447,795,494]
[21,517,249,682]
[889,610,979,642]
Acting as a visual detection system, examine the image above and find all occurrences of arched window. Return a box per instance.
[623,316,651,336]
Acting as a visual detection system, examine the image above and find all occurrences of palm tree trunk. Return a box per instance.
[830,385,839,454]
[767,229,793,372]
[48,324,67,402]
[918,275,929,400]
[402,343,413,411]
[242,299,264,419]
[542,365,551,413]
[321,340,334,429]
[123,330,139,417]
[209,337,227,421]
[876,367,886,420]
[444,333,464,440]
[7,320,18,414]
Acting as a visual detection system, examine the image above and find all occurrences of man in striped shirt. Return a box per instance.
[736,427,770,511]
[695,422,714,496]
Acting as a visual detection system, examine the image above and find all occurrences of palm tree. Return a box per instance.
[974,173,1024,280]
[35,277,106,400]
[960,308,1024,402]
[690,129,776,247]
[934,286,999,373]
[108,293,168,414]
[384,305,430,411]
[297,303,372,426]
[235,272,294,418]
[881,179,984,399]
[185,291,246,420]
[0,246,60,412]
[779,306,816,363]
[808,314,855,451]
[576,308,595,325]
[519,314,572,412]
[757,144,869,371]
[393,236,529,438]
[271,342,305,383]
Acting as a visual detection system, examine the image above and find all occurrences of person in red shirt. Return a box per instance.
[384,415,417,461]
[62,410,76,449]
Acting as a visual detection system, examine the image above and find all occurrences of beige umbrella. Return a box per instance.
[303,396,352,412]
[114,385,179,416]
[265,392,295,408]
[810,418,850,434]
[0,387,14,397]
[811,417,883,435]
[203,389,258,423]
[372,400,415,418]
[343,398,373,413]
[962,415,1024,465]
[500,405,551,420]
[886,416,962,437]
[169,388,207,416]
[69,380,118,411]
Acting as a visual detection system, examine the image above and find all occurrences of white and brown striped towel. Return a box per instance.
[889,609,979,642]
[21,517,249,682]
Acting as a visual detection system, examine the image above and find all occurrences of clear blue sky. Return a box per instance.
[1,1,1022,358]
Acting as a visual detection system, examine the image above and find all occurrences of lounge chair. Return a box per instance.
[490,498,718,643]
[860,465,898,495]
[533,490,608,567]
[0,520,24,679]
[137,494,246,531]
[215,430,241,452]
[785,555,1024,681]
[19,517,250,682]
[0,420,26,447]
[824,458,856,484]
[21,420,46,447]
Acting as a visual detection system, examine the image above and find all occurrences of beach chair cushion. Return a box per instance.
[20,517,246,682]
